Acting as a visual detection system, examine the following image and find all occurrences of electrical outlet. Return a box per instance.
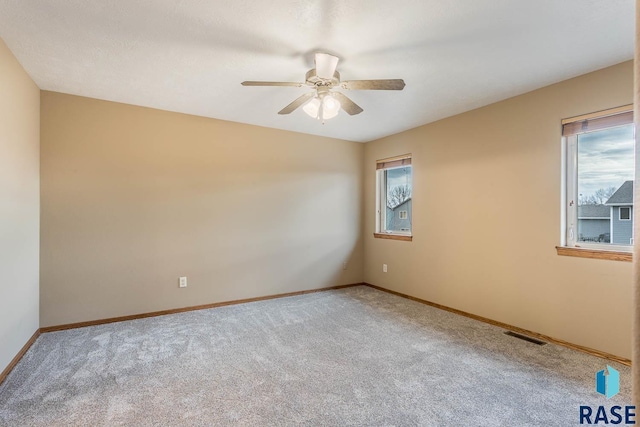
[383,264,388,273]
[179,276,187,288]
[343,262,348,270]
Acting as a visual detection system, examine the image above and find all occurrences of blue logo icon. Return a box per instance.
[596,366,619,399]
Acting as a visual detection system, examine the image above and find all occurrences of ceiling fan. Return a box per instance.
[241,53,405,123]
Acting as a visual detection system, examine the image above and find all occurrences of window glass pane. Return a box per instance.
[385,166,412,233]
[577,124,634,245]
[620,207,631,220]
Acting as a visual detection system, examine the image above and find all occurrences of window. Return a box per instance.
[375,155,412,241]
[562,106,634,255]
[620,207,631,221]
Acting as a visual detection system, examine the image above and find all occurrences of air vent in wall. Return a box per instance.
[504,331,547,346]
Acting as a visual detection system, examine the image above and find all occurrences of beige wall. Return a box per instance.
[364,61,634,359]
[40,92,364,327]
[39,61,634,358]
[0,39,40,372]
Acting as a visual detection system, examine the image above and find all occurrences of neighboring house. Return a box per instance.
[606,180,634,245]
[386,198,412,232]
[577,204,610,243]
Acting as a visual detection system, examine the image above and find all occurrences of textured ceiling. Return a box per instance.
[0,0,634,142]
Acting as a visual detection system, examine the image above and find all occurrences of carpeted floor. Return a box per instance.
[0,286,632,426]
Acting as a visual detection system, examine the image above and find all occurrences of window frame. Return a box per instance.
[560,105,634,258]
[374,154,413,241]
[619,206,631,221]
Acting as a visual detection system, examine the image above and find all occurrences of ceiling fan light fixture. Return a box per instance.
[322,94,341,119]
[302,96,321,118]
[302,93,341,121]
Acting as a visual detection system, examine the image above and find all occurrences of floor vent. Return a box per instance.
[504,331,547,346]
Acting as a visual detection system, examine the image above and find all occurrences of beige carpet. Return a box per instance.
[0,286,633,426]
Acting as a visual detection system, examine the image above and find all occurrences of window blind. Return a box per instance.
[562,110,633,137]
[376,155,411,170]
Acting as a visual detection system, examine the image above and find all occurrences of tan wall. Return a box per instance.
[364,61,634,359]
[40,92,364,327]
[0,39,40,372]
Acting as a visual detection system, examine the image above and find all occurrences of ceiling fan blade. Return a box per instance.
[340,79,406,90]
[241,81,305,87]
[315,53,340,79]
[278,92,316,115]
[332,92,363,116]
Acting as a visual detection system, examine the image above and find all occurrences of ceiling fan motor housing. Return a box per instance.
[305,69,340,87]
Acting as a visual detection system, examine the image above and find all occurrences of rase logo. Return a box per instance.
[596,366,620,399]
[579,366,635,425]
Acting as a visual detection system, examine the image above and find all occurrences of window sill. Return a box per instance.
[555,246,632,262]
[373,233,412,242]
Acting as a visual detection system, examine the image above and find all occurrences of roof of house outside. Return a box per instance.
[577,204,610,218]
[389,198,412,210]
[606,180,633,205]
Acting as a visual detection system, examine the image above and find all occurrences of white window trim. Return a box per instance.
[376,163,412,236]
[619,206,631,221]
[562,134,632,253]
[610,206,614,244]
[375,170,384,234]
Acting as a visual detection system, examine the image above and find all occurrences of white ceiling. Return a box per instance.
[0,0,634,142]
